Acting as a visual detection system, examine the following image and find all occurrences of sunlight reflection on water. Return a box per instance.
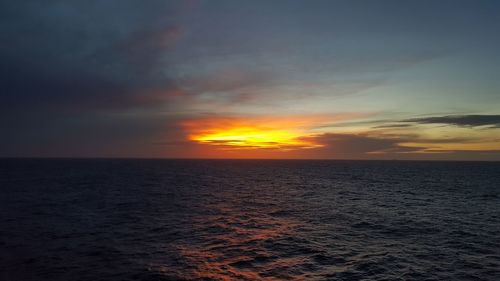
[1,159,499,280]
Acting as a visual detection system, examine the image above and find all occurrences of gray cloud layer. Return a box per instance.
[1,1,499,158]
[403,115,500,128]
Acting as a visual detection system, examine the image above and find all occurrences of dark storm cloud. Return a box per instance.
[0,1,192,157]
[0,1,185,116]
[403,115,500,128]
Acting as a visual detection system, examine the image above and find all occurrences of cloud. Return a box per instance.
[0,1,193,156]
[1,1,499,159]
[372,123,414,129]
[119,26,181,52]
[156,131,500,160]
[174,114,500,159]
[0,57,182,117]
[299,133,424,156]
[403,115,500,128]
[0,1,188,118]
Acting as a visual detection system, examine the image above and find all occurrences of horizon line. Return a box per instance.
[1,157,499,162]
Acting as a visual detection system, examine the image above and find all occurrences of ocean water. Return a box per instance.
[1,159,499,281]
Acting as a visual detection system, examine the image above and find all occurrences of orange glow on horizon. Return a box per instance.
[192,126,321,149]
[183,116,328,150]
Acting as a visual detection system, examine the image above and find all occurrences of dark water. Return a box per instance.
[1,159,499,281]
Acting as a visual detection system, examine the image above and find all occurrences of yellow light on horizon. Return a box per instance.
[188,124,322,150]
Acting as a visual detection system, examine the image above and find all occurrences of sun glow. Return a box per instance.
[184,117,325,150]
[192,127,318,149]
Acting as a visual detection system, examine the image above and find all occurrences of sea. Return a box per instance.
[1,159,499,281]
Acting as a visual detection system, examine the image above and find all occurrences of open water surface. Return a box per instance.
[1,159,499,280]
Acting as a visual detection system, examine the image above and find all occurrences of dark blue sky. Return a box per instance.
[1,0,499,159]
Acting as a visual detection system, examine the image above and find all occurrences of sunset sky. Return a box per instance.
[1,0,500,160]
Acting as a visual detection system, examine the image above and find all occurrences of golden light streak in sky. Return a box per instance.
[192,126,320,149]
[183,116,333,150]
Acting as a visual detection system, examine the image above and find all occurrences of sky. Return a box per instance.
[1,0,500,160]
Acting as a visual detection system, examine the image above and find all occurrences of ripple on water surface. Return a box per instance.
[0,159,499,280]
